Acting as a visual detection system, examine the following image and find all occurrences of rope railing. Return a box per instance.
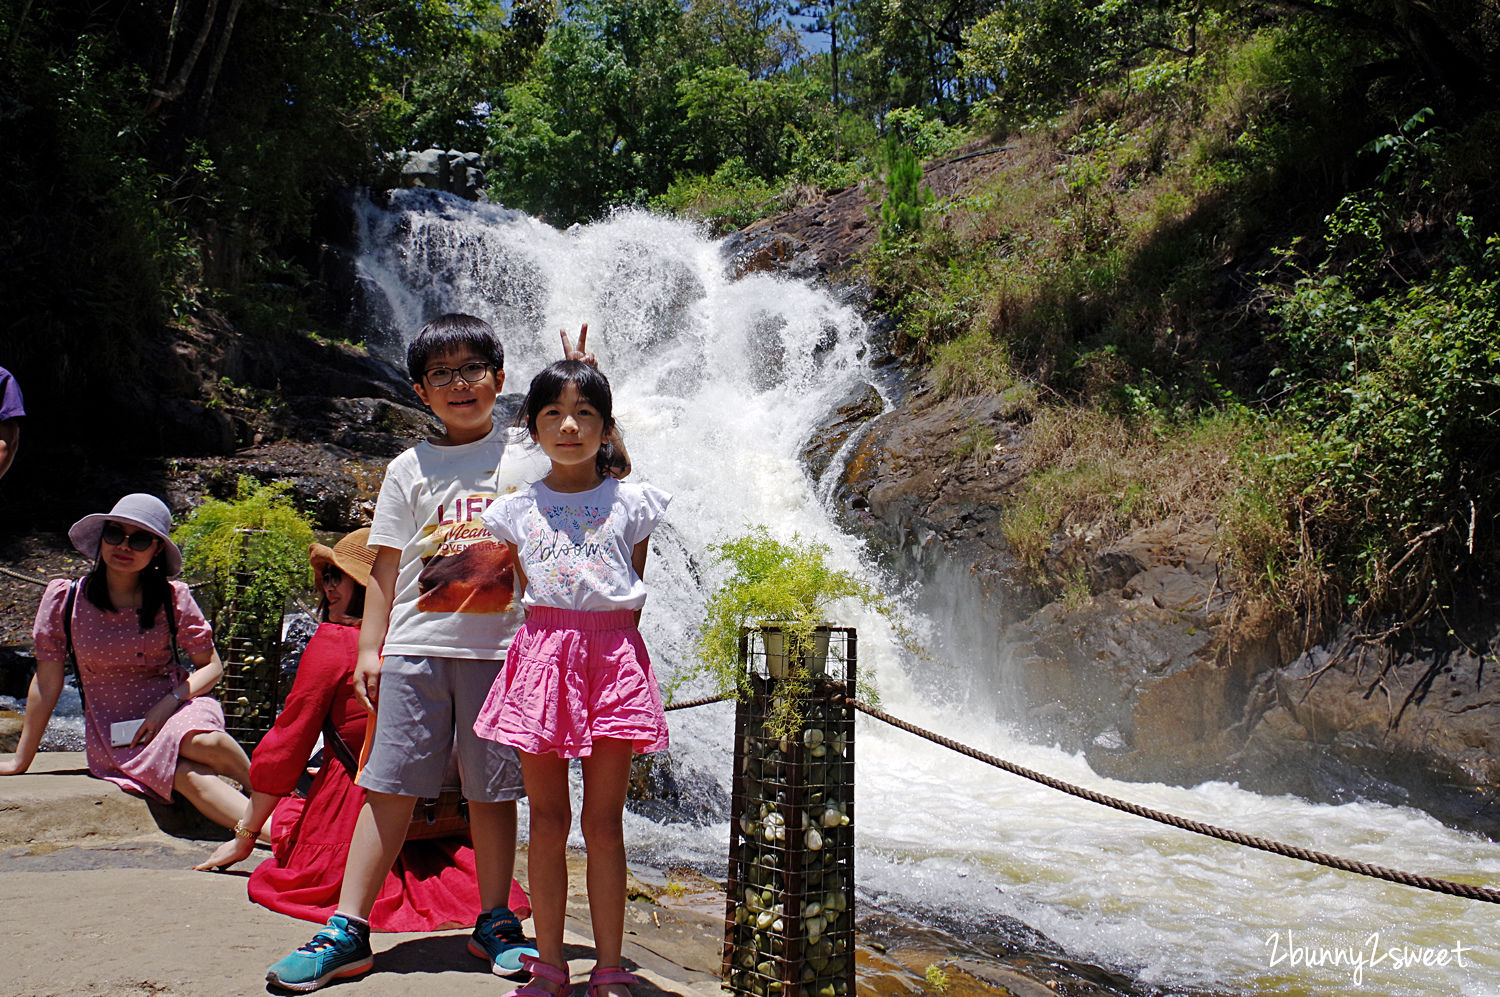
[663,693,732,712]
[1,565,49,585]
[3,565,206,590]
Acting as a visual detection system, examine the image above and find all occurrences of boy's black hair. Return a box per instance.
[522,360,622,479]
[406,313,505,383]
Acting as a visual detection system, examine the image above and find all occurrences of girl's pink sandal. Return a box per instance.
[585,966,638,996]
[504,954,570,997]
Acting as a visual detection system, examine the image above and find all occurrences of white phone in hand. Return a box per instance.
[110,719,144,747]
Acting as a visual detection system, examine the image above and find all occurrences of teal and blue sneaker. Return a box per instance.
[266,914,375,993]
[467,905,539,977]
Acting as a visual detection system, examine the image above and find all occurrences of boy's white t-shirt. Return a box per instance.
[482,478,671,612]
[370,420,548,659]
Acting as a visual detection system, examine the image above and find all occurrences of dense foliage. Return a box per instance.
[174,477,315,653]
[691,527,899,736]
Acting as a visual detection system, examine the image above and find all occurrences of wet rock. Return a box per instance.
[1231,615,1500,832]
[273,334,422,405]
[597,248,704,353]
[728,183,877,280]
[156,398,237,455]
[828,362,1500,830]
[801,382,884,483]
[835,383,1031,608]
[626,750,731,825]
[169,441,389,532]
[722,230,819,280]
[1,710,21,753]
[396,148,487,199]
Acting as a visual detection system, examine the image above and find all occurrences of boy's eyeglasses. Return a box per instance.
[101,524,157,552]
[423,362,493,388]
[321,566,345,585]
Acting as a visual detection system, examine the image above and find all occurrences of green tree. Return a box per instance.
[880,139,929,244]
[486,0,831,220]
[962,0,1209,122]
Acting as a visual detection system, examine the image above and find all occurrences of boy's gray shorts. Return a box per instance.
[357,654,525,802]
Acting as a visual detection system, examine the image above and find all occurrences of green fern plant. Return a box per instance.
[174,477,314,651]
[691,527,910,736]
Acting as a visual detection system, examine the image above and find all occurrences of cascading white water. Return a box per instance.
[351,189,1500,996]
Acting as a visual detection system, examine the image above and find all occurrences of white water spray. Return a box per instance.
[351,189,1500,996]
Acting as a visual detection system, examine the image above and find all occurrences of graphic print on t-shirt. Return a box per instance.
[416,494,516,614]
[520,501,613,606]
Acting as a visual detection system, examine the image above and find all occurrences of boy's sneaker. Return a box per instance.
[467,905,539,977]
[266,914,375,993]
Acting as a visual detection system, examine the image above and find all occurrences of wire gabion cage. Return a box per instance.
[722,625,855,997]
[212,547,288,754]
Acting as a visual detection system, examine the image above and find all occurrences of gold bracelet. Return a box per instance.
[233,820,257,840]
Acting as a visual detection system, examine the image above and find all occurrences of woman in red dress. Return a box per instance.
[195,529,528,931]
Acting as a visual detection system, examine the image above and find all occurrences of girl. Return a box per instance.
[2,493,255,836]
[474,360,670,997]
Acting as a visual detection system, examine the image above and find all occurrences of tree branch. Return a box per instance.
[150,0,223,107]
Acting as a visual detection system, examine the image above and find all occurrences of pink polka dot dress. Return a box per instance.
[32,578,228,801]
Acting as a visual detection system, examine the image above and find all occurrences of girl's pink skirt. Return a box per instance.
[473,607,669,759]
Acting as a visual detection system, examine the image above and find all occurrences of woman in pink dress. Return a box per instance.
[2,493,254,833]
[195,529,528,931]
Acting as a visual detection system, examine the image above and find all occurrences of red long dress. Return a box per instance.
[246,622,530,931]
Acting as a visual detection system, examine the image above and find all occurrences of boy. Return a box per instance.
[266,314,549,992]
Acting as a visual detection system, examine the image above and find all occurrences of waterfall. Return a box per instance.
[350,189,1498,996]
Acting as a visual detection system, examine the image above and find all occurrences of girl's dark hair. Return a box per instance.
[83,547,173,632]
[406,313,504,382]
[318,580,367,623]
[521,360,621,478]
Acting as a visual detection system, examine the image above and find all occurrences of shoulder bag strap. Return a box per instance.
[62,578,79,665]
[320,714,360,777]
[161,582,184,668]
[62,579,85,709]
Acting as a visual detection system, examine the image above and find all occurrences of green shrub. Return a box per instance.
[880,139,930,247]
[1247,220,1500,617]
[654,158,782,231]
[175,478,316,652]
[690,527,905,737]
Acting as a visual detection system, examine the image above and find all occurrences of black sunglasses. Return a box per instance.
[101,523,158,552]
[321,565,345,585]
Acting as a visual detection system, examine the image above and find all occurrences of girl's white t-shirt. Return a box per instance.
[370,421,548,659]
[481,478,671,612]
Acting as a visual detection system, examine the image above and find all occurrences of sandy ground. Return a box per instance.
[0,753,726,997]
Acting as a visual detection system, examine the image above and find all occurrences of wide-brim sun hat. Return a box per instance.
[68,493,184,577]
[309,527,376,588]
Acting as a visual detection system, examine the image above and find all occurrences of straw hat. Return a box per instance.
[308,527,375,587]
[68,493,184,577]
